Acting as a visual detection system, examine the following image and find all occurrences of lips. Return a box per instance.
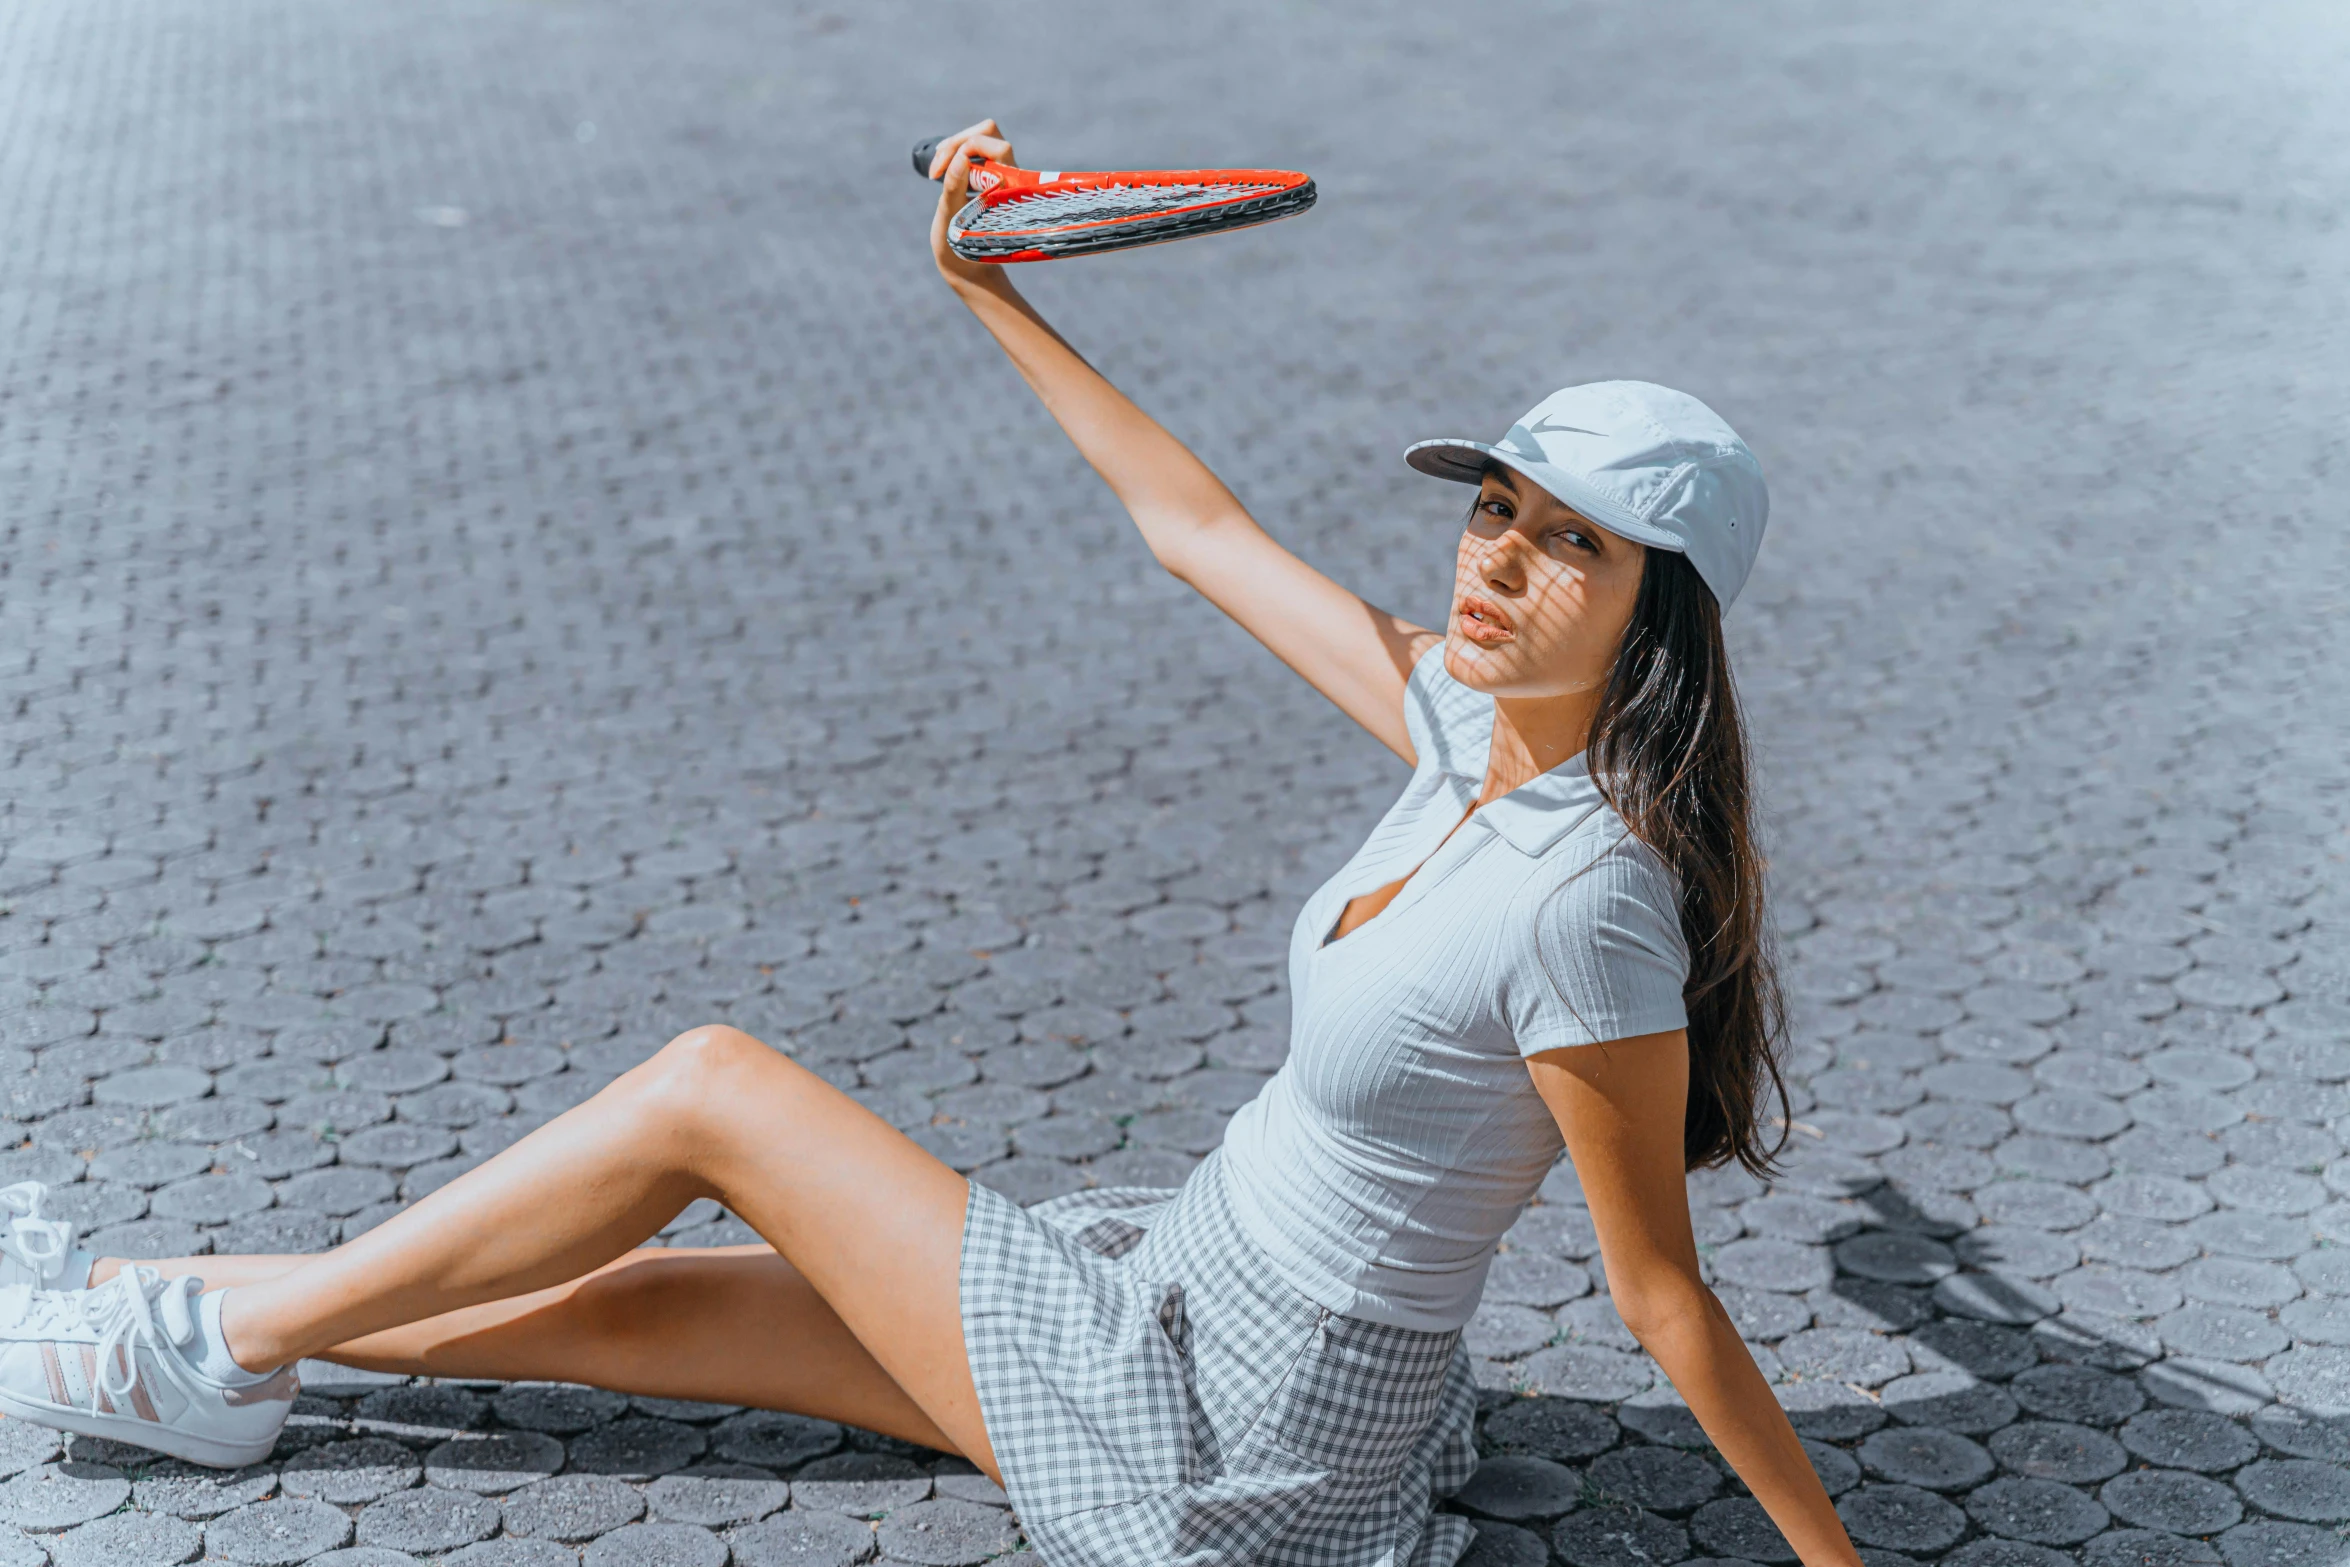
[1457,595,1514,646]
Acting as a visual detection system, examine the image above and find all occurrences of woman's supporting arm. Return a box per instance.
[926,122,1437,762]
[1527,1034,1864,1567]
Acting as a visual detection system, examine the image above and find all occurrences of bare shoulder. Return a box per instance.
[1396,628,1447,671]
[1364,626,1448,765]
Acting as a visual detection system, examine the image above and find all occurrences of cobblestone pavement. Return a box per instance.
[4,0,2350,1562]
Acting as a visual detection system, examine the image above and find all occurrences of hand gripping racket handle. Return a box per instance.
[911,135,1033,194]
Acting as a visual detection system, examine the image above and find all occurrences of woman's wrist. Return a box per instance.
[945,267,1018,307]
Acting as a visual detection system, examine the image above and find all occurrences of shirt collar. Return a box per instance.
[1414,654,1614,857]
[1468,751,1611,857]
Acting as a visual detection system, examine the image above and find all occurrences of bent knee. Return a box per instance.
[656,1022,781,1078]
[644,1023,807,1105]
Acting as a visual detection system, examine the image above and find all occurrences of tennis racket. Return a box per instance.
[913,136,1315,262]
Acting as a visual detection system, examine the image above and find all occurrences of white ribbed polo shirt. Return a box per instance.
[1217,644,1691,1331]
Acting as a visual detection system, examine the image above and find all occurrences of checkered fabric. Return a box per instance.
[961,1151,1479,1567]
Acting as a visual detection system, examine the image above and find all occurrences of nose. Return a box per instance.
[1477,534,1529,594]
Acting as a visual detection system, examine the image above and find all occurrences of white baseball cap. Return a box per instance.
[1405,380,1768,610]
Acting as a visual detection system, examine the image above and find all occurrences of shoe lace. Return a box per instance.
[78,1265,207,1418]
[0,1181,80,1289]
[3,1286,86,1333]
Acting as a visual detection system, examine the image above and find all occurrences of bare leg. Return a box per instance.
[92,1255,308,1291]
[89,1245,960,1455]
[193,1026,994,1477]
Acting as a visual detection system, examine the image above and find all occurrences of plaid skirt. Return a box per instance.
[960,1149,1479,1567]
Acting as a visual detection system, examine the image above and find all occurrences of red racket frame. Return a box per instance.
[951,155,1314,262]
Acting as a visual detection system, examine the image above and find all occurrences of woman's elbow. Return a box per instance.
[1149,540,1198,584]
[1609,1267,1715,1345]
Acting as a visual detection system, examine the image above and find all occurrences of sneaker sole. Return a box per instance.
[0,1384,280,1469]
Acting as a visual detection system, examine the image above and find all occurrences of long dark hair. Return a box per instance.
[1585,548,1789,1175]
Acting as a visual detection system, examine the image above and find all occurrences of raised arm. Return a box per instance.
[926,121,1438,763]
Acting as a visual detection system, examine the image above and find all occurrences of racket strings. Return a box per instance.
[958,181,1294,234]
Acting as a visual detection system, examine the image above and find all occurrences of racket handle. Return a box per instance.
[912,134,999,181]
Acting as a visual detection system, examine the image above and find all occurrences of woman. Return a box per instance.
[0,121,1861,1567]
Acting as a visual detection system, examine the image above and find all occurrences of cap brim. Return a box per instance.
[1402,438,1493,485]
[1402,438,1687,556]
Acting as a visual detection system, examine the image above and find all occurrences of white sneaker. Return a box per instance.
[0,1267,297,1468]
[0,1181,95,1292]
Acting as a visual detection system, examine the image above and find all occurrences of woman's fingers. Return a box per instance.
[939,143,982,218]
[926,118,1015,181]
[930,147,1000,285]
[937,134,1017,228]
[941,142,1013,207]
[926,118,1021,288]
[925,119,994,180]
[940,139,1012,202]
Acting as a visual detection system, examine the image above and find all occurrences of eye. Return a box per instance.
[1551,528,1599,555]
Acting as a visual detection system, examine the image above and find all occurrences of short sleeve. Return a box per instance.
[1509,837,1691,1057]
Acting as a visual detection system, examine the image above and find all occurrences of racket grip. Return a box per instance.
[912,135,996,180]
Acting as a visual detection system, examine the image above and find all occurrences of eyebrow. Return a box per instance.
[1483,465,1604,541]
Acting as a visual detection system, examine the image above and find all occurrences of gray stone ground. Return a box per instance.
[2,0,2348,1562]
